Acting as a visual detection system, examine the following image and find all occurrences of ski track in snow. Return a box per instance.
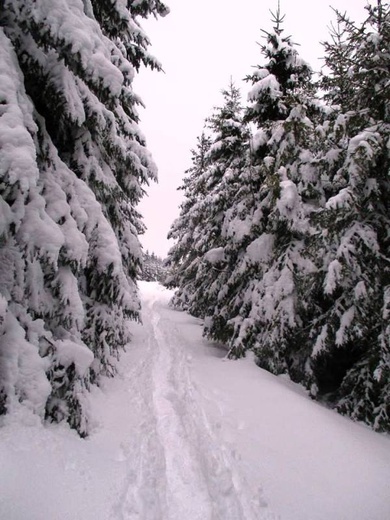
[1,282,390,520]
[116,284,276,520]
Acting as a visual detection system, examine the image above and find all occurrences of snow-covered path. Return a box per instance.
[1,282,390,520]
[118,282,268,520]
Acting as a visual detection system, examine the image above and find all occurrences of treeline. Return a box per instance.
[0,0,168,435]
[166,3,390,431]
[140,251,167,282]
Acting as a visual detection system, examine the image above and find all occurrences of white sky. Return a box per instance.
[135,0,369,258]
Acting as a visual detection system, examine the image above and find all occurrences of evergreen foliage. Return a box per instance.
[166,81,250,318]
[140,251,167,282]
[310,1,390,430]
[0,0,167,435]
[205,6,322,376]
[167,3,390,432]
[166,131,212,309]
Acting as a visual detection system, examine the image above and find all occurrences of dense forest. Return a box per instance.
[0,0,389,437]
[140,251,167,282]
[166,3,390,432]
[0,0,168,435]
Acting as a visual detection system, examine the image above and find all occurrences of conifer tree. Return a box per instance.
[310,1,390,431]
[167,82,249,318]
[205,8,323,381]
[0,0,167,434]
[166,132,212,310]
[186,81,250,319]
[140,251,167,282]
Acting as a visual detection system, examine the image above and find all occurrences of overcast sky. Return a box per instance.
[135,0,369,258]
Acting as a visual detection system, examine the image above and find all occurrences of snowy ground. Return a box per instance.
[1,281,390,520]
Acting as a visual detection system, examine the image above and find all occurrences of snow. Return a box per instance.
[354,280,367,300]
[20,195,65,266]
[0,29,39,192]
[348,129,379,157]
[54,339,94,377]
[324,147,341,164]
[251,128,268,152]
[248,73,281,102]
[268,124,285,147]
[335,306,356,346]
[252,68,270,80]
[203,247,226,264]
[275,175,307,232]
[222,206,253,242]
[326,187,353,210]
[246,234,274,265]
[324,259,343,294]
[249,266,296,330]
[1,282,390,520]
[0,309,51,417]
[312,324,329,358]
[34,0,127,95]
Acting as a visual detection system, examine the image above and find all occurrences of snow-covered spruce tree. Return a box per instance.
[184,82,250,319]
[0,0,167,435]
[205,9,324,381]
[309,2,390,431]
[140,251,167,282]
[193,82,250,322]
[166,132,211,310]
[166,82,250,319]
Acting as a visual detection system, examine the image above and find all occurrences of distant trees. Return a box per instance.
[166,132,213,310]
[141,251,167,283]
[166,80,250,319]
[167,2,390,432]
[0,0,168,434]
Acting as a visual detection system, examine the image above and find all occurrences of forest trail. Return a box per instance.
[110,282,390,520]
[1,282,390,520]
[116,282,275,520]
